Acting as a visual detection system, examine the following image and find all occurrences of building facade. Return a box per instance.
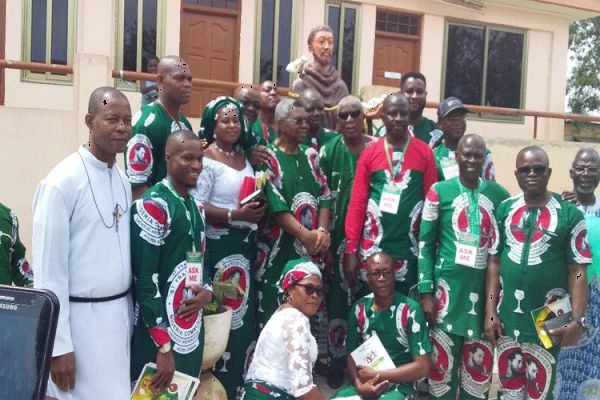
[1,0,600,249]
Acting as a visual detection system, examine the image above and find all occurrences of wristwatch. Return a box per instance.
[572,316,588,328]
[158,341,172,354]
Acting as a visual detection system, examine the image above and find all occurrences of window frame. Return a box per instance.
[253,0,299,88]
[21,0,77,84]
[325,1,361,94]
[114,0,166,91]
[441,19,528,123]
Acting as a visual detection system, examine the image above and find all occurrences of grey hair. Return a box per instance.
[338,95,362,109]
[275,98,299,124]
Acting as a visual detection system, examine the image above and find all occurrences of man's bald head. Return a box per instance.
[573,148,600,167]
[458,134,486,153]
[299,88,323,104]
[383,92,409,110]
[165,130,201,154]
[366,251,393,271]
[87,87,129,115]
[516,145,549,168]
[234,85,258,99]
[158,56,190,76]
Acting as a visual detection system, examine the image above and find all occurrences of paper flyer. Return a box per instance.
[530,296,572,349]
[131,362,199,400]
[350,332,395,371]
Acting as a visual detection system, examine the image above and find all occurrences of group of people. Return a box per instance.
[0,24,598,400]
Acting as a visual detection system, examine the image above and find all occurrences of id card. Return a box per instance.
[441,158,459,180]
[185,251,203,287]
[379,184,402,215]
[455,233,479,268]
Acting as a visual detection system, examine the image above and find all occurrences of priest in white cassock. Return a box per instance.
[33,87,134,399]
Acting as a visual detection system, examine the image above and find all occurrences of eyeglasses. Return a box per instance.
[338,109,362,120]
[295,283,324,297]
[573,166,599,175]
[517,166,548,175]
[366,269,394,279]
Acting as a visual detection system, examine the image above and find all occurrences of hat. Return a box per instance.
[437,96,469,118]
[277,259,322,293]
[198,96,252,150]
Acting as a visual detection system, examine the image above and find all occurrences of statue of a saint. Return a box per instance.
[291,25,349,130]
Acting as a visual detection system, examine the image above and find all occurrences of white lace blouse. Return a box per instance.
[245,307,318,397]
[191,156,254,210]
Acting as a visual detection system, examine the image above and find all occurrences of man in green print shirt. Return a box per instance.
[485,146,590,400]
[418,134,509,399]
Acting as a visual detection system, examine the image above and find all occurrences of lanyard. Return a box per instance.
[162,179,198,251]
[384,136,410,179]
[457,178,485,236]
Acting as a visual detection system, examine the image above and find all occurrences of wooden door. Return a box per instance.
[372,33,419,87]
[180,4,240,117]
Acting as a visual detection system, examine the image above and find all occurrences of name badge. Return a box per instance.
[441,158,459,180]
[379,184,402,215]
[455,233,479,268]
[185,251,203,287]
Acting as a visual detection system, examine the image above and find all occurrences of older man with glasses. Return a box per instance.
[319,95,376,388]
[255,98,331,328]
[485,146,590,399]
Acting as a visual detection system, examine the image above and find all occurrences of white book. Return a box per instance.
[350,332,395,371]
[131,362,200,400]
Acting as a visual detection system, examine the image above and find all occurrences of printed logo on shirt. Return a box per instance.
[213,254,250,330]
[359,199,384,266]
[522,343,555,400]
[355,300,370,336]
[409,201,423,257]
[126,134,153,182]
[305,147,330,200]
[461,340,493,397]
[292,192,318,257]
[328,318,348,358]
[253,241,270,282]
[392,258,409,283]
[394,302,410,349]
[166,261,202,354]
[497,338,526,396]
[505,199,558,266]
[435,278,451,323]
[452,193,499,269]
[429,329,454,397]
[422,188,440,222]
[571,219,592,264]
[134,198,171,246]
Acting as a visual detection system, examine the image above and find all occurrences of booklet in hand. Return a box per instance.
[530,296,572,349]
[350,331,395,371]
[131,362,199,400]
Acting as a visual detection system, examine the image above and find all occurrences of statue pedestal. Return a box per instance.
[193,307,232,400]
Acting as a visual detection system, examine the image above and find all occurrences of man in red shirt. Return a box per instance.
[344,92,437,296]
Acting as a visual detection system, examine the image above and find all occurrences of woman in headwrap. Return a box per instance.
[191,96,267,398]
[242,259,326,400]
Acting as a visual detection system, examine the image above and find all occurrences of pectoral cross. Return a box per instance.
[113,206,122,232]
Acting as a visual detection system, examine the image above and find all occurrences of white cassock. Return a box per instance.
[33,146,133,399]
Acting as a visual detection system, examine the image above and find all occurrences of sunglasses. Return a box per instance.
[338,109,362,120]
[366,269,394,279]
[295,283,324,297]
[517,166,548,175]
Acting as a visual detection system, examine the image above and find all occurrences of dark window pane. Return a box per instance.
[485,30,524,108]
[227,0,239,9]
[183,0,200,4]
[341,7,356,90]
[276,0,292,87]
[213,0,227,8]
[50,0,68,65]
[31,0,47,63]
[259,0,275,83]
[199,0,211,5]
[376,21,385,31]
[123,0,138,72]
[142,0,157,72]
[327,5,340,69]
[444,24,484,105]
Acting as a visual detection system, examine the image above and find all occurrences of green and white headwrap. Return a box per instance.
[198,96,255,151]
